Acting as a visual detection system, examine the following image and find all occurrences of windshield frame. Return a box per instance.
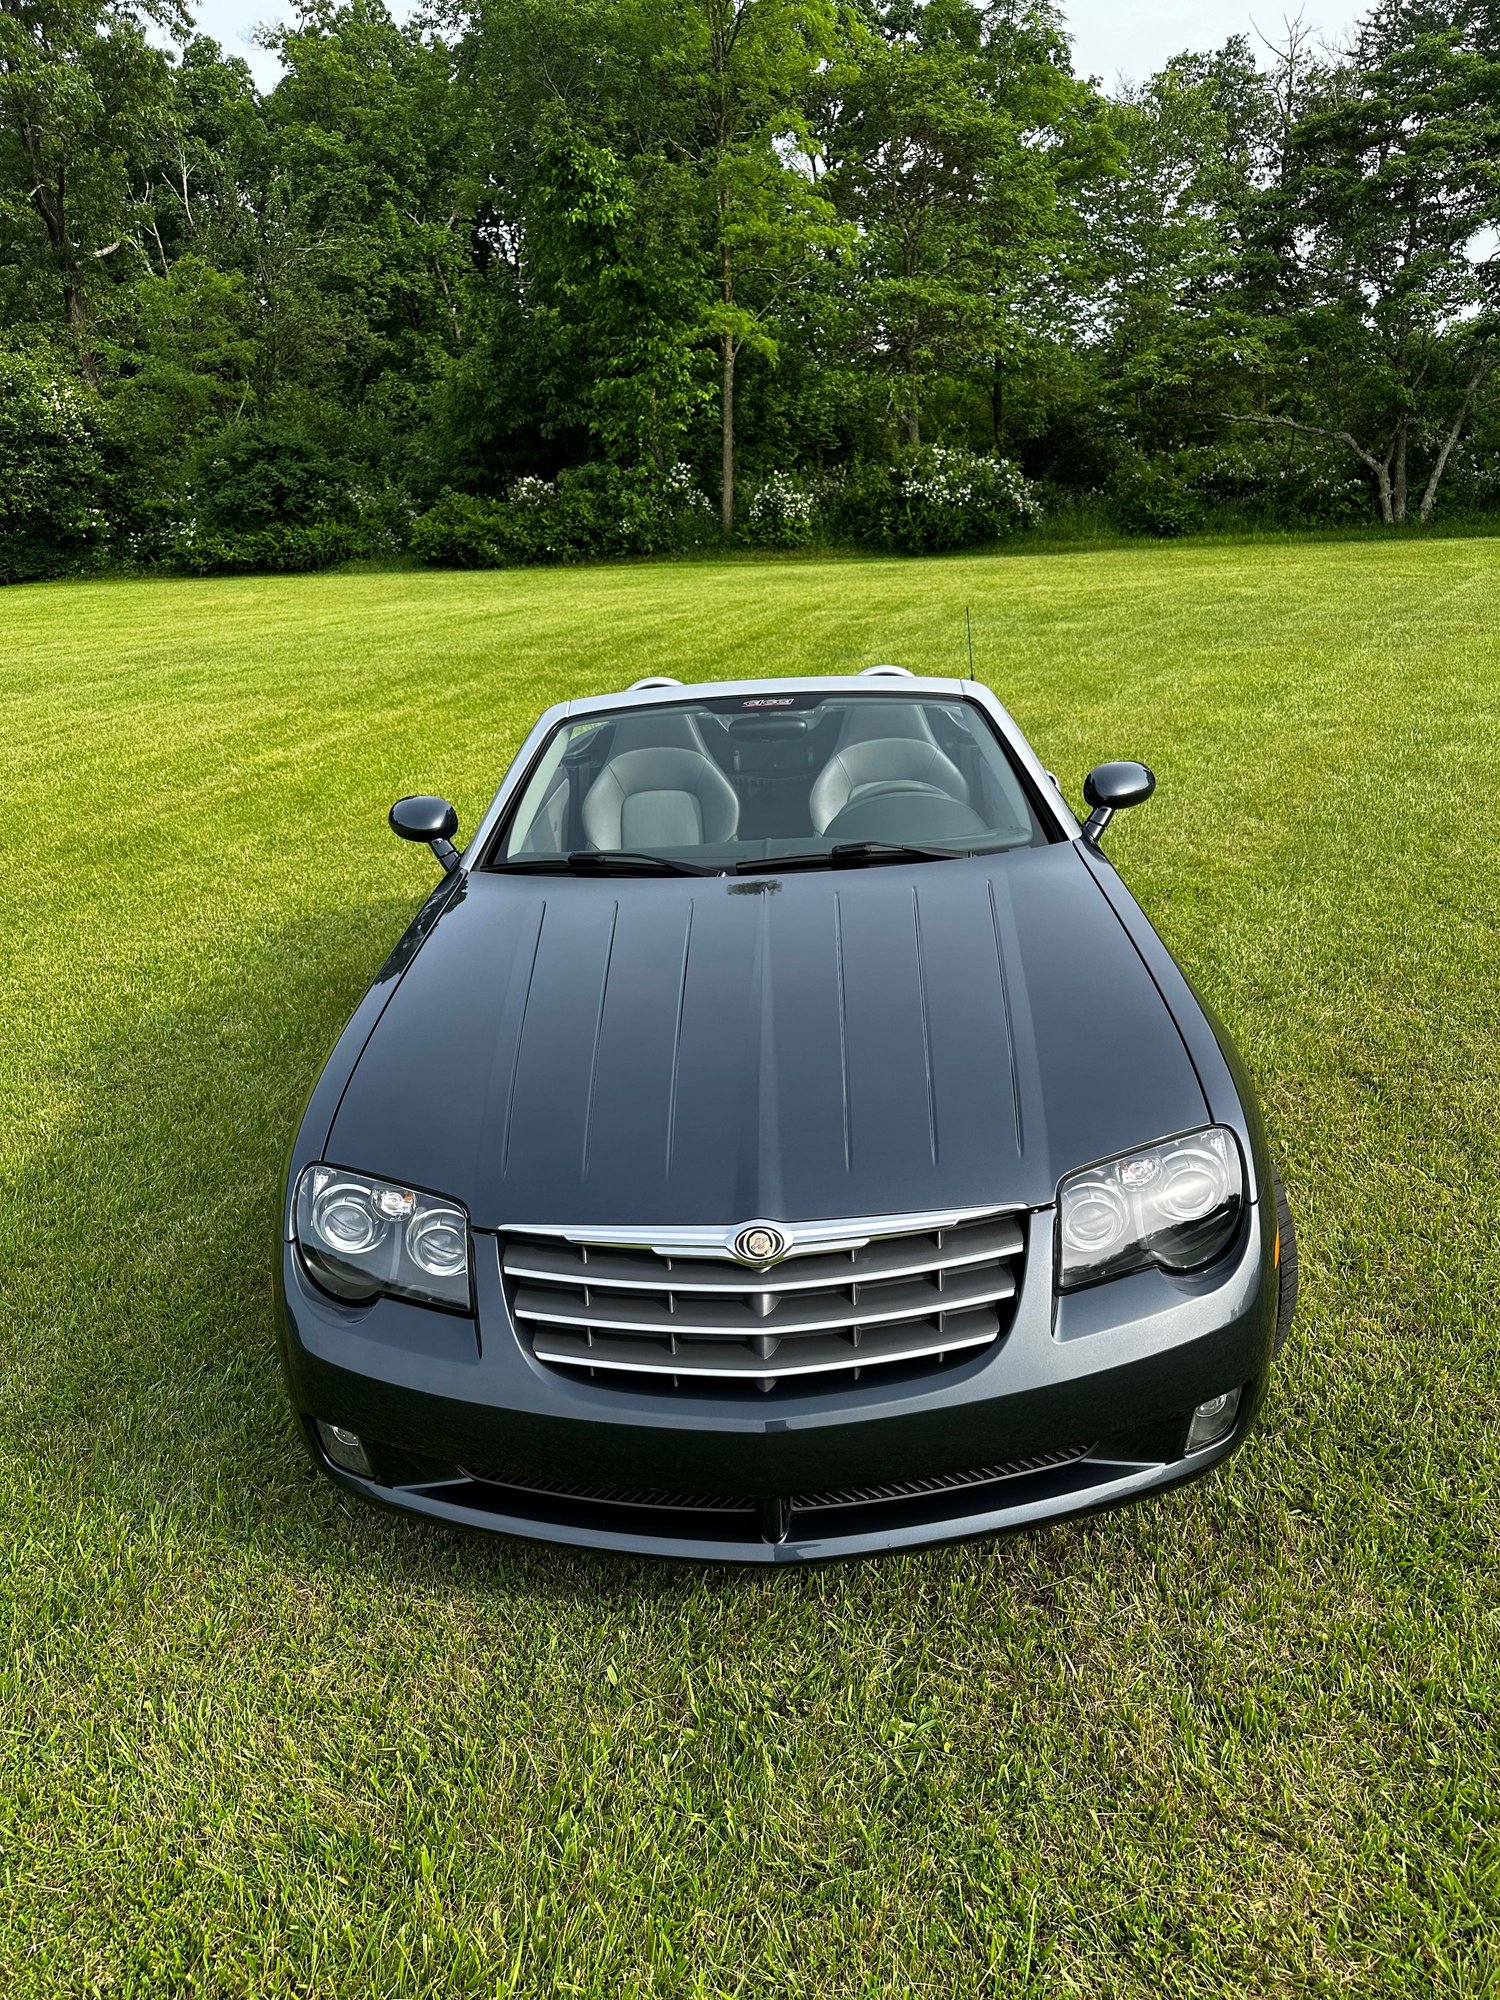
[470,679,1073,876]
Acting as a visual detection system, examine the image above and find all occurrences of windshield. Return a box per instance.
[492,692,1048,872]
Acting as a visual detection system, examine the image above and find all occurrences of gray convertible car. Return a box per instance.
[278,666,1296,1560]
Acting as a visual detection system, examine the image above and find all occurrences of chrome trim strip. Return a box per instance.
[511,1270,1016,1341]
[501,1217,1023,1293]
[499,1202,1017,1264]
[531,1322,999,1382]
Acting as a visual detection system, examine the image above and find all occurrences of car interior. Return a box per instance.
[495,694,1046,865]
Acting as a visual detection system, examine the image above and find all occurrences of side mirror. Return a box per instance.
[1080,761,1155,849]
[389,794,461,874]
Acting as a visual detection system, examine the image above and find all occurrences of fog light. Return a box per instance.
[316,1421,373,1476]
[1186,1388,1242,1453]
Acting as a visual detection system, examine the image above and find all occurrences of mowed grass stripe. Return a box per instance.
[0,542,1497,1997]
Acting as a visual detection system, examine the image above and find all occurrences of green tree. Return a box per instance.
[455,0,708,474]
[673,0,843,530]
[1231,0,1500,522]
[1085,39,1278,453]
[461,0,842,527]
[0,0,182,378]
[252,1,471,429]
[818,0,1088,450]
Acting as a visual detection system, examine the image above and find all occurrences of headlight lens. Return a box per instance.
[294,1166,471,1310]
[1057,1127,1243,1290]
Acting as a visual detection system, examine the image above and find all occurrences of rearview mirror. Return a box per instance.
[389,794,461,873]
[1080,762,1155,849]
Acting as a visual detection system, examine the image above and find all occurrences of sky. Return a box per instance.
[188,0,1337,95]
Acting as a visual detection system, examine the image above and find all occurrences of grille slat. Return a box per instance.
[511,1263,1015,1343]
[502,1217,1023,1296]
[530,1307,1002,1381]
[501,1207,1025,1392]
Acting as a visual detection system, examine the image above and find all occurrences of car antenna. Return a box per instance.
[965,604,975,678]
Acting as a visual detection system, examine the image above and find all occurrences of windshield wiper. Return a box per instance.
[735,841,969,875]
[494,849,710,877]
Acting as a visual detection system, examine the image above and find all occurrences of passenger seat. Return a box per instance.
[809,701,970,835]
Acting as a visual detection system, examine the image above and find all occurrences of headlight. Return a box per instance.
[294,1165,471,1310]
[1057,1127,1243,1290]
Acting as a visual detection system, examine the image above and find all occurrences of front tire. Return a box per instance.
[1273,1171,1298,1354]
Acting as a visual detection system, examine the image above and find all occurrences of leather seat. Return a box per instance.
[582,747,740,850]
[607,707,715,757]
[515,708,722,855]
[810,702,970,835]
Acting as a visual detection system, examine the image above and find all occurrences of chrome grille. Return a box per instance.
[500,1207,1025,1391]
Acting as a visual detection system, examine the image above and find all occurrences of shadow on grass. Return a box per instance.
[10,889,1015,1613]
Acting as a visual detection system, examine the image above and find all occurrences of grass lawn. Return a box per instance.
[2,541,1497,1998]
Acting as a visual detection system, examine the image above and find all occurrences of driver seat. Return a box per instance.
[582,748,739,851]
[809,703,970,835]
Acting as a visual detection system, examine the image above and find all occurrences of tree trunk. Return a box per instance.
[65,280,96,387]
[25,151,97,386]
[1391,415,1408,524]
[721,332,735,536]
[903,356,920,446]
[1373,458,1394,524]
[719,224,735,536]
[1419,359,1494,523]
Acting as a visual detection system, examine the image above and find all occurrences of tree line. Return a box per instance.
[2,0,1497,580]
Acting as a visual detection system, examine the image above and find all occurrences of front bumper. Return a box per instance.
[277,1204,1277,1562]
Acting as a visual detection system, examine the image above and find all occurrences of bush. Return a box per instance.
[411,463,715,569]
[833,450,1041,554]
[191,421,354,532]
[169,419,370,573]
[170,522,360,576]
[0,350,112,584]
[413,454,1047,569]
[1172,439,1368,527]
[408,492,513,567]
[1114,462,1203,538]
[744,471,821,548]
[1110,442,1370,534]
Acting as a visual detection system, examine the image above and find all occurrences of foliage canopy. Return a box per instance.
[1,0,1497,574]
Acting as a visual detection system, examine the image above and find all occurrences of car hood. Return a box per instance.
[327,846,1207,1229]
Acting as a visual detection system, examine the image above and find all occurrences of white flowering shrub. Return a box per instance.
[1180,439,1368,524]
[507,474,556,508]
[1444,439,1500,509]
[745,471,822,547]
[890,449,1041,551]
[661,462,713,516]
[834,450,1041,553]
[0,350,112,583]
[413,462,718,568]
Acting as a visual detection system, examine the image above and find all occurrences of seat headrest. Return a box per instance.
[582,747,740,850]
[830,700,942,748]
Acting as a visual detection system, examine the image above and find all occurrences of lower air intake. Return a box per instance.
[461,1443,1091,1517]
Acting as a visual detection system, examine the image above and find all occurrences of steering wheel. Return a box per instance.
[822,784,990,844]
